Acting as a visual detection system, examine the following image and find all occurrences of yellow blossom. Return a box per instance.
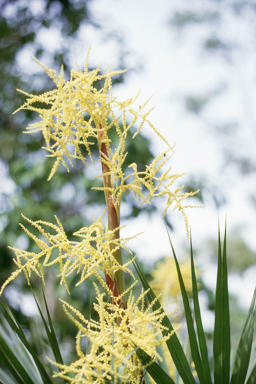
[49,285,174,384]
[2,50,204,384]
[0,213,137,296]
[14,51,164,181]
[13,51,199,238]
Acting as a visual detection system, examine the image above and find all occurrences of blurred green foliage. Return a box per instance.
[0,1,187,352]
[0,0,153,343]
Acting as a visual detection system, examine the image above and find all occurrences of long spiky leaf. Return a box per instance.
[0,298,55,384]
[0,335,34,384]
[213,222,230,384]
[0,345,26,384]
[190,236,212,384]
[31,290,64,367]
[168,232,206,384]
[136,347,175,384]
[231,288,256,384]
[132,256,197,384]
[246,360,256,384]
[41,287,64,365]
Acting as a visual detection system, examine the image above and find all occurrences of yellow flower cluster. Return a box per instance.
[2,52,202,383]
[50,285,173,384]
[95,143,196,238]
[0,211,174,383]
[14,51,198,236]
[14,51,166,181]
[0,212,137,296]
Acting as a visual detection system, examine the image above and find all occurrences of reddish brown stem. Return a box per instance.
[105,273,126,310]
[98,123,125,297]
[99,123,143,382]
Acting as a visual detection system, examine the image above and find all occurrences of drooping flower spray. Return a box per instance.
[1,49,199,383]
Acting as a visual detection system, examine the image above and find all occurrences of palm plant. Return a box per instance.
[0,50,255,384]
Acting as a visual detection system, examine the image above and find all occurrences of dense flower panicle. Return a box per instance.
[0,213,137,296]
[3,53,202,383]
[50,285,173,384]
[14,53,165,181]
[13,53,198,237]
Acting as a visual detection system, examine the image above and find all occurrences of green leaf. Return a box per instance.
[190,237,212,384]
[168,233,207,384]
[0,367,17,384]
[132,257,197,384]
[0,344,25,384]
[0,314,44,384]
[0,334,34,384]
[213,223,230,384]
[0,298,55,384]
[31,286,63,365]
[136,347,175,384]
[246,361,256,384]
[231,288,256,384]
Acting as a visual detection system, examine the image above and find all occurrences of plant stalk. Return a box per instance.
[98,123,126,305]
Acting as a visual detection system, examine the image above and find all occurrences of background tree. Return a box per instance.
[0,0,160,360]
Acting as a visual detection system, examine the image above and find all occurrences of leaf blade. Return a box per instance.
[231,288,256,384]
[136,347,175,384]
[132,257,197,384]
[0,298,55,384]
[213,223,230,384]
[0,335,34,384]
[32,286,63,365]
[190,237,212,384]
[168,234,206,384]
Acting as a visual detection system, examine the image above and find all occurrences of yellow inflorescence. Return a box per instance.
[0,213,136,296]
[14,52,165,181]
[14,52,198,237]
[49,285,173,384]
[3,52,203,383]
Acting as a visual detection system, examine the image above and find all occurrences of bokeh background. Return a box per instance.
[1,0,256,366]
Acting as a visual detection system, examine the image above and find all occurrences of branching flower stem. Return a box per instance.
[0,54,201,383]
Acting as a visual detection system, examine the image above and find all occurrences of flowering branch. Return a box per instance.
[1,49,200,383]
